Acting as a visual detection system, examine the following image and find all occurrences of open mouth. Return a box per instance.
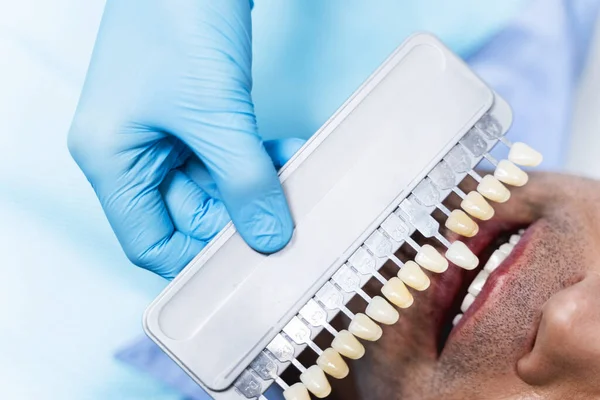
[434,221,532,353]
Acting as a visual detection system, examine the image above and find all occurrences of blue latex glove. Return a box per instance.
[68,0,302,279]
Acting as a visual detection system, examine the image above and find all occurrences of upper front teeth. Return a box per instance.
[499,243,514,255]
[467,270,489,296]
[509,234,521,245]
[483,250,506,273]
[460,293,476,312]
[455,233,521,320]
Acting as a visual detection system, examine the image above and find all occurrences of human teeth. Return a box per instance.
[366,296,399,325]
[398,261,430,291]
[461,191,495,221]
[316,348,349,379]
[283,383,311,400]
[452,314,463,326]
[483,249,506,273]
[477,175,511,203]
[519,229,525,235]
[300,365,331,398]
[349,313,383,341]
[331,330,365,360]
[494,160,529,187]
[415,244,449,273]
[381,277,414,308]
[445,209,479,237]
[509,234,521,245]
[460,293,476,312]
[499,243,514,255]
[508,142,543,167]
[468,270,489,296]
[445,241,479,270]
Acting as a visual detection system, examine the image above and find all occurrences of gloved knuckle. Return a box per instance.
[125,245,153,270]
[68,111,125,175]
[67,116,90,164]
[189,205,211,233]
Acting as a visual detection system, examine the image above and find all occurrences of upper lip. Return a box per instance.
[429,219,533,353]
[439,220,537,350]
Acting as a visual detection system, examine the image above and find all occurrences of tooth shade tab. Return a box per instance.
[494,160,529,187]
[445,209,479,237]
[461,191,494,220]
[483,249,506,273]
[331,330,365,360]
[381,277,414,308]
[446,241,479,270]
[460,293,476,312]
[366,296,400,325]
[349,313,383,341]
[415,244,448,273]
[300,365,331,398]
[316,348,349,379]
[398,261,430,291]
[283,383,311,400]
[477,175,511,203]
[468,270,489,296]
[509,142,543,167]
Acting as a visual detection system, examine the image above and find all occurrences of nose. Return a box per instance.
[517,272,600,387]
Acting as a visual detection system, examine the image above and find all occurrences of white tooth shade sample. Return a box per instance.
[446,241,479,270]
[331,330,365,360]
[461,191,495,220]
[468,270,489,296]
[494,160,529,187]
[398,261,430,291]
[300,366,331,398]
[508,142,543,167]
[477,175,511,203]
[381,277,414,308]
[415,244,449,273]
[366,296,399,325]
[445,209,479,237]
[349,313,383,341]
[283,383,311,400]
[460,293,476,312]
[316,348,349,379]
[483,250,506,273]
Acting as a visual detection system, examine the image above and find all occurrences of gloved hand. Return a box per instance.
[68,0,302,279]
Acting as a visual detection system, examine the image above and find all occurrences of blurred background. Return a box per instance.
[1,0,599,399]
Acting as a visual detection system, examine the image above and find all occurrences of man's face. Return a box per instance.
[333,173,600,399]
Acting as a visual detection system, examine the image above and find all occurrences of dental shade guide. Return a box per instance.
[143,34,543,400]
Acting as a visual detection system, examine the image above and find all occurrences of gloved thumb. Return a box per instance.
[162,0,293,253]
[179,118,294,254]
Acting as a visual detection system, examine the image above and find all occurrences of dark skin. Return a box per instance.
[329,173,600,400]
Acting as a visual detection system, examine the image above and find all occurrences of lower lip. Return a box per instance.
[446,221,539,337]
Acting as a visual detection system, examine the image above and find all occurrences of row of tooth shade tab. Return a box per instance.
[274,117,544,399]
